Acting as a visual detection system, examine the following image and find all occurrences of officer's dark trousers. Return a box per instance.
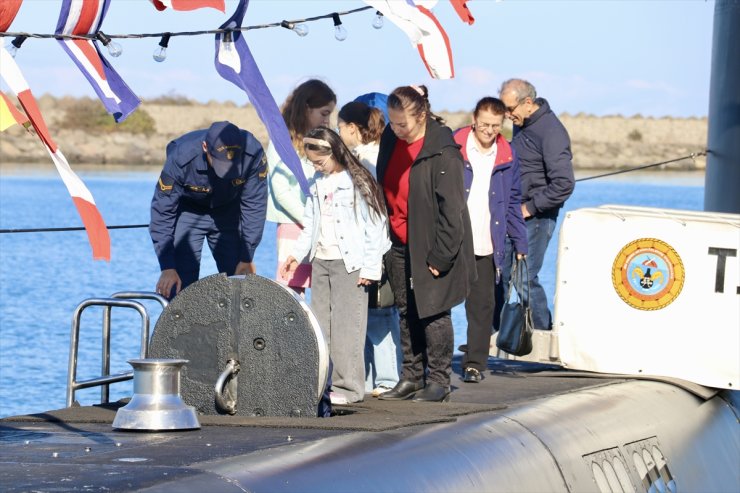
[385,244,453,388]
[173,202,241,292]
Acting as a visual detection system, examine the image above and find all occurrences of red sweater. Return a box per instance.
[383,137,424,244]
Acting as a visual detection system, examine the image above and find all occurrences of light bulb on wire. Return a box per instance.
[221,30,235,53]
[153,33,171,62]
[280,20,309,37]
[372,11,384,29]
[293,23,309,37]
[6,36,27,58]
[332,13,347,41]
[96,31,123,57]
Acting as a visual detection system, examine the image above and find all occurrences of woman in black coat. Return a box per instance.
[376,85,476,402]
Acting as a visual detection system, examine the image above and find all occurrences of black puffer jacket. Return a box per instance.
[377,118,476,319]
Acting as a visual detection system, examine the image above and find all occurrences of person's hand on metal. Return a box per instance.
[516,253,526,261]
[156,269,181,298]
[234,261,255,276]
[279,256,298,280]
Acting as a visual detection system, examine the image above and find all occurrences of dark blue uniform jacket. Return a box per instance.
[150,128,268,271]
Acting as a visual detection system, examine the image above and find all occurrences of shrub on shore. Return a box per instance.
[62,98,156,134]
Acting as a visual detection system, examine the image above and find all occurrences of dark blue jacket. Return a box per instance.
[512,98,575,218]
[454,126,528,277]
[150,128,268,271]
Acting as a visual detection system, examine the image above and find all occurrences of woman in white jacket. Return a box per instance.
[337,101,401,398]
[280,127,390,404]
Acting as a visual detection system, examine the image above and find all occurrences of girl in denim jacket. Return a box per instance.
[280,127,391,404]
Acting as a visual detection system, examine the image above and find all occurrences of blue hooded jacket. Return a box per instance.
[454,126,528,279]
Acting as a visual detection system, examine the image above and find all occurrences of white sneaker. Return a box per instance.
[330,392,349,405]
[371,385,393,398]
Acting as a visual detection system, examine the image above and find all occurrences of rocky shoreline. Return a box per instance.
[0,95,708,171]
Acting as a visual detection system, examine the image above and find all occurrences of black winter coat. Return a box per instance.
[377,118,476,319]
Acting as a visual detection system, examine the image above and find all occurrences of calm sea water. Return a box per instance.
[0,168,704,418]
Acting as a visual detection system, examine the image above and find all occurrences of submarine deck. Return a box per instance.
[0,358,674,492]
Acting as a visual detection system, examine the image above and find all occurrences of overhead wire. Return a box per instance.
[0,150,709,235]
[0,6,709,234]
[0,6,374,41]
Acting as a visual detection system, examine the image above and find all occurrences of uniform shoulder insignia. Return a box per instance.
[158,173,174,194]
[258,153,268,179]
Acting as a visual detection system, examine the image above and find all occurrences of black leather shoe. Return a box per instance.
[378,379,424,400]
[412,382,451,402]
[463,367,482,383]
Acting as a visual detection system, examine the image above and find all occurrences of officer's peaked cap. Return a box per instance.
[206,121,242,178]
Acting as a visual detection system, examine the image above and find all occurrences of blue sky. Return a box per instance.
[3,0,715,117]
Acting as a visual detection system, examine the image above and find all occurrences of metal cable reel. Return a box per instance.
[148,273,329,417]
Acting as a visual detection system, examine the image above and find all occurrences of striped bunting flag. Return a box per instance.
[55,0,140,122]
[149,0,225,12]
[0,0,23,31]
[213,0,309,196]
[450,0,475,25]
[365,0,454,79]
[0,46,111,261]
[0,91,29,131]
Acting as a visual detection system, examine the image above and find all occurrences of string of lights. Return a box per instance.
[1,5,382,60]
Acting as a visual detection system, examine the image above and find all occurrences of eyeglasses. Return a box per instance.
[311,154,333,168]
[474,122,502,131]
[505,101,522,114]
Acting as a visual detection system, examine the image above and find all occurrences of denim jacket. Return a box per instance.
[292,170,391,280]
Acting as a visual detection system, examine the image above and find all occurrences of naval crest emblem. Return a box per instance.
[612,238,684,310]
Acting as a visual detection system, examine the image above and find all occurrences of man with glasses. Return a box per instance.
[498,79,575,332]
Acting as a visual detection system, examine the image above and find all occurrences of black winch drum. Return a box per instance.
[148,273,329,417]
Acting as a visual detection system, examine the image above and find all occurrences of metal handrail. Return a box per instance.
[66,297,154,407]
[100,292,168,403]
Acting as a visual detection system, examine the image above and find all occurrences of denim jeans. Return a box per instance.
[310,258,368,403]
[503,216,557,330]
[364,307,401,391]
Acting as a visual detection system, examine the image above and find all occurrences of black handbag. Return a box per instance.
[496,257,534,356]
[368,271,395,309]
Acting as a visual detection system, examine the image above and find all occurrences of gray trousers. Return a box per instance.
[311,258,368,402]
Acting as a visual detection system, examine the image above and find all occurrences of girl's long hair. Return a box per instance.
[304,126,386,220]
[282,79,336,155]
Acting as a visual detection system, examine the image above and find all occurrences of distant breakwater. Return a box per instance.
[0,95,707,171]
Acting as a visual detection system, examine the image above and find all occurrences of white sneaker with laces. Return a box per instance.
[371,385,393,398]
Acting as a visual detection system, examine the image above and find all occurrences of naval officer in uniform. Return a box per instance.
[150,121,268,299]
